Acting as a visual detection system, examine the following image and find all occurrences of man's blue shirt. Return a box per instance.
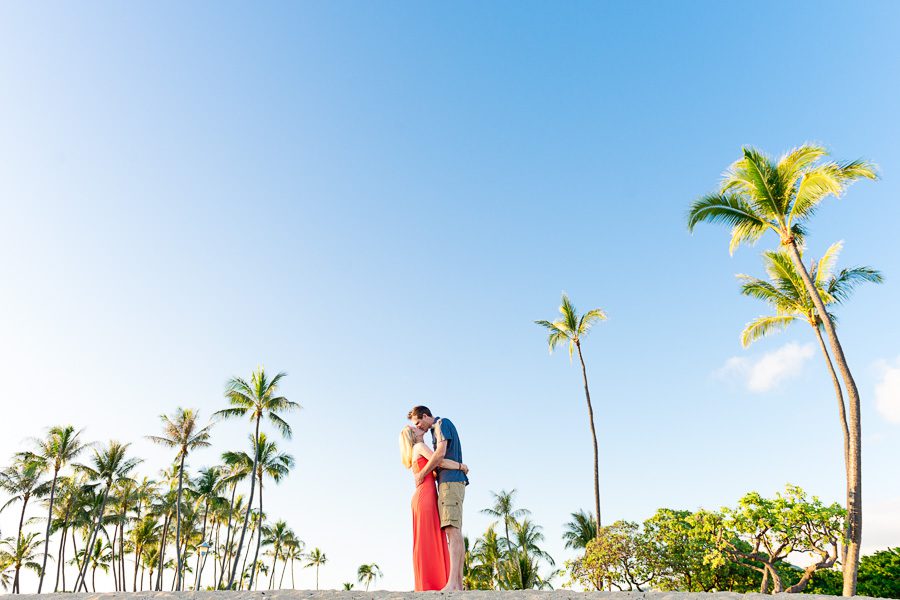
[432,416,469,486]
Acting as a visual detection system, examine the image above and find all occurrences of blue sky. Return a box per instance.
[2,1,899,592]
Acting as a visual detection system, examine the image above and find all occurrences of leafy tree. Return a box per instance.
[0,456,48,593]
[536,293,607,531]
[0,531,43,594]
[857,547,900,598]
[688,144,877,595]
[566,520,652,591]
[693,484,844,593]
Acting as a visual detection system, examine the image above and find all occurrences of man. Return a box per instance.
[408,405,468,591]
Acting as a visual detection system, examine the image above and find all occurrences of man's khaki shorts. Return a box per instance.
[438,481,466,529]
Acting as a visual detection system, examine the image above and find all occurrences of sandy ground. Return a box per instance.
[12,591,895,600]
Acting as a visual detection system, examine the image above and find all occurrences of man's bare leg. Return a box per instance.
[442,526,464,591]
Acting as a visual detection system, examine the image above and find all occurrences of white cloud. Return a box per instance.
[716,342,815,393]
[874,357,900,424]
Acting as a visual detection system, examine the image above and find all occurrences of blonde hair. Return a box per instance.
[399,426,417,469]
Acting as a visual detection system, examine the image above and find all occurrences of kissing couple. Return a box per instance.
[399,406,470,591]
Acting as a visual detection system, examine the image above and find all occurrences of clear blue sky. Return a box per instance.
[2,1,899,592]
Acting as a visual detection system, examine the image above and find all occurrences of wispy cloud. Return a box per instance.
[716,342,815,393]
[874,357,900,424]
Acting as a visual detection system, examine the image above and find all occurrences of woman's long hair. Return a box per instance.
[399,426,417,469]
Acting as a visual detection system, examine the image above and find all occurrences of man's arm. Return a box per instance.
[415,439,447,485]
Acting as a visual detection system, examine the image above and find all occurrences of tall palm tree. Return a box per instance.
[0,532,43,593]
[131,516,160,591]
[280,532,303,589]
[562,509,597,550]
[687,144,877,595]
[470,526,503,589]
[147,408,212,591]
[73,441,141,592]
[304,547,327,590]
[25,425,86,593]
[357,563,382,591]
[214,367,300,589]
[1,455,48,593]
[536,293,607,532]
[739,245,882,481]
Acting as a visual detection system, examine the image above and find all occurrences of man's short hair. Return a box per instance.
[408,405,432,419]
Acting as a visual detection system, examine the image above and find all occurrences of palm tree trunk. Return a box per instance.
[316,564,320,590]
[269,546,278,589]
[229,417,261,589]
[175,453,185,591]
[576,341,602,531]
[38,468,60,593]
[811,323,852,561]
[134,545,142,592]
[248,477,263,589]
[218,483,237,589]
[13,491,32,593]
[279,552,289,588]
[110,521,120,590]
[786,241,861,596]
[241,524,256,587]
[55,521,68,592]
[290,557,295,589]
[157,511,170,590]
[194,498,210,590]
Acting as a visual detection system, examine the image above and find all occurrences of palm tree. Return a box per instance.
[25,425,86,593]
[214,367,300,589]
[482,489,531,585]
[188,466,221,589]
[131,516,160,591]
[0,456,47,592]
[357,563,382,591]
[304,547,327,590]
[469,526,503,589]
[562,509,597,550]
[739,245,882,484]
[536,293,607,532]
[687,144,877,595]
[0,532,43,593]
[147,408,212,591]
[281,533,304,589]
[262,520,289,589]
[73,441,141,592]
[342,582,355,590]
[249,434,293,589]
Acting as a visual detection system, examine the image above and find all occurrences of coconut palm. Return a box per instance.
[0,456,48,592]
[739,245,882,483]
[563,509,597,550]
[304,547,327,590]
[342,582,354,590]
[214,367,300,589]
[131,516,160,591]
[24,425,86,593]
[357,563,382,591]
[188,466,221,589]
[147,408,212,591]
[281,533,304,589]
[469,526,503,589]
[536,293,607,531]
[73,441,141,592]
[482,489,531,585]
[261,520,289,589]
[0,531,43,593]
[687,144,877,595]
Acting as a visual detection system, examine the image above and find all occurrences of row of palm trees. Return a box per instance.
[536,144,881,597]
[0,366,346,593]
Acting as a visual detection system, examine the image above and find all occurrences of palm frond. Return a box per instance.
[776,144,828,184]
[829,266,884,303]
[687,193,769,236]
[814,241,844,286]
[740,315,797,347]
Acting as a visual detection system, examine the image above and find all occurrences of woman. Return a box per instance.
[399,425,469,591]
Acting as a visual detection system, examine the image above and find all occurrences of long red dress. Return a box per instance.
[411,455,450,591]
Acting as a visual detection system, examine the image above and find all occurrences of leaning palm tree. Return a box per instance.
[25,425,86,593]
[147,408,212,591]
[562,509,597,550]
[739,245,882,472]
[263,520,290,589]
[73,441,141,592]
[304,548,327,590]
[216,456,251,589]
[188,466,221,590]
[687,144,877,595]
[357,563,382,591]
[214,367,300,589]
[536,294,607,532]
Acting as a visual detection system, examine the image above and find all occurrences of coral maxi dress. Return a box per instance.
[411,455,451,591]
